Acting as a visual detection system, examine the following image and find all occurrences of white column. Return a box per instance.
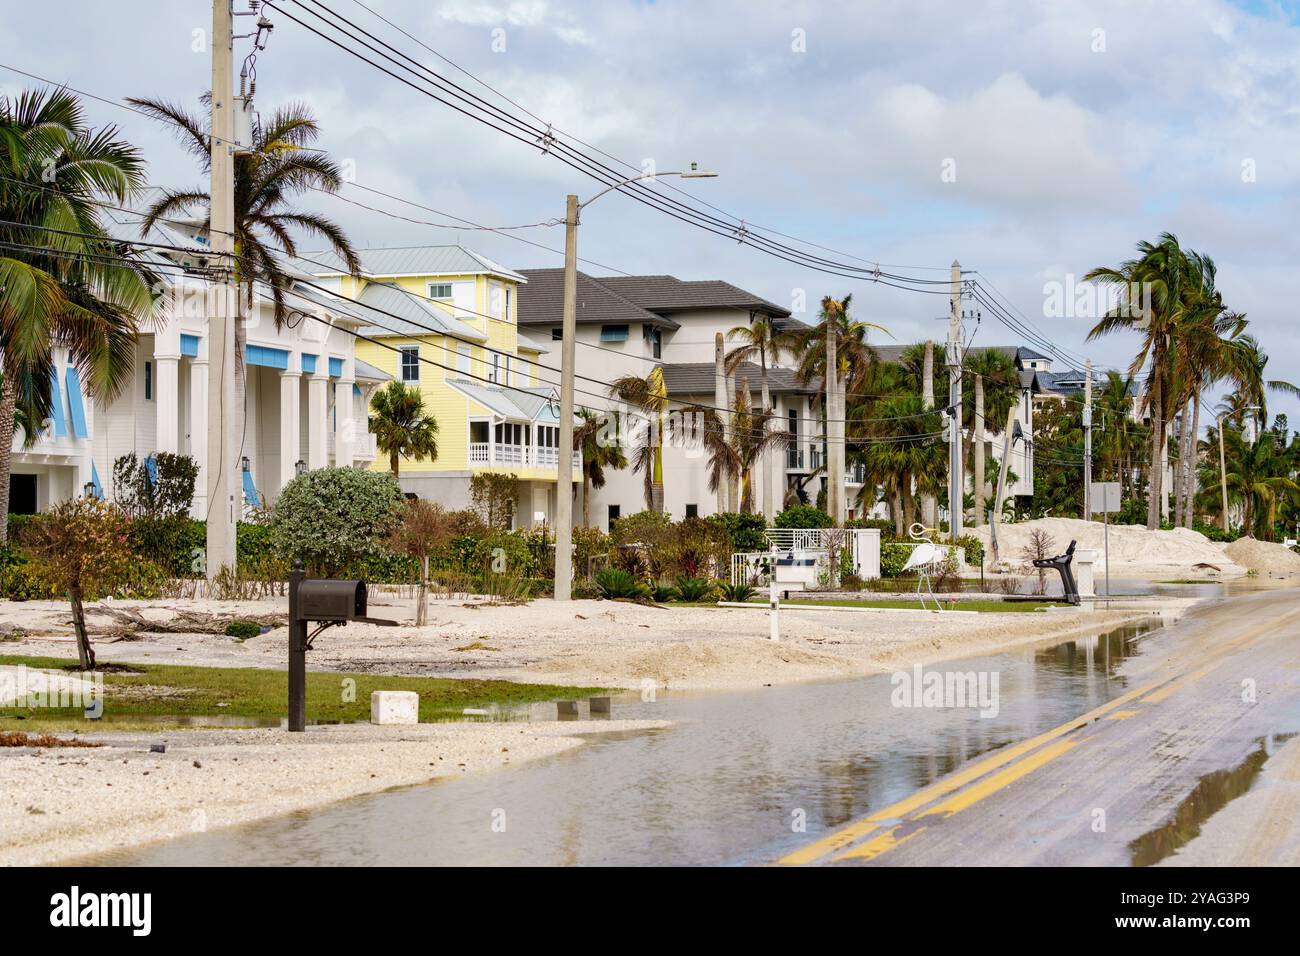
[307,371,328,471]
[155,355,180,454]
[334,378,355,467]
[189,357,208,516]
[279,363,301,491]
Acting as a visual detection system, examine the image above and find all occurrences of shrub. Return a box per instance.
[269,468,403,577]
[130,516,205,576]
[469,472,519,530]
[224,620,262,640]
[572,526,611,576]
[594,568,646,600]
[663,517,730,578]
[881,543,911,577]
[673,575,715,602]
[775,505,832,529]
[112,451,198,518]
[651,583,678,603]
[708,512,768,552]
[572,577,602,600]
[719,581,755,602]
[955,534,984,568]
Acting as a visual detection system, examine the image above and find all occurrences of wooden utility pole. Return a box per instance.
[826,307,842,524]
[714,332,728,515]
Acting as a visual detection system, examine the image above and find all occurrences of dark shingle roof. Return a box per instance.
[596,275,791,319]
[660,361,819,396]
[516,269,678,330]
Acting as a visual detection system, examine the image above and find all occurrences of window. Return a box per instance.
[643,325,662,359]
[144,361,153,401]
[504,355,513,387]
[504,286,512,322]
[685,504,698,519]
[607,504,621,531]
[400,346,419,382]
[551,327,562,340]
[457,344,472,375]
[428,282,453,299]
[600,324,629,343]
[489,282,504,320]
[490,353,501,383]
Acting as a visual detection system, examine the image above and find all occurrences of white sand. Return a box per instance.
[976,517,1245,576]
[1,595,1158,691]
[1223,537,1300,574]
[0,719,667,866]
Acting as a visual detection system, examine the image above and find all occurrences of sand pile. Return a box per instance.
[975,517,1243,576]
[1223,537,1300,574]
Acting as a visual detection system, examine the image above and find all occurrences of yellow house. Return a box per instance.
[301,245,579,526]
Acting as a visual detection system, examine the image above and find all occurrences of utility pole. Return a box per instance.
[1218,411,1230,534]
[1083,360,1093,521]
[206,0,238,580]
[972,373,984,527]
[553,193,579,601]
[826,304,842,525]
[921,341,936,527]
[714,332,728,515]
[947,261,963,542]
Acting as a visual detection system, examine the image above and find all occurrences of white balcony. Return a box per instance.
[469,440,579,469]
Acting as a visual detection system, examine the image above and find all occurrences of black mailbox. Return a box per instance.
[298,579,367,621]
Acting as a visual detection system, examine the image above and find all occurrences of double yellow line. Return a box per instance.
[778,610,1297,866]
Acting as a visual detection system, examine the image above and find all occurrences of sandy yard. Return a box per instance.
[0,719,668,866]
[0,594,1160,691]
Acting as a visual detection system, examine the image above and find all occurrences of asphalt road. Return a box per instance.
[781,586,1300,866]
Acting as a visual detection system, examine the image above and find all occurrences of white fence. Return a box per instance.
[732,531,964,586]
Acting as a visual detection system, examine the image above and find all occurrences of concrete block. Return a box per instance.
[1073,549,1098,598]
[370,690,419,725]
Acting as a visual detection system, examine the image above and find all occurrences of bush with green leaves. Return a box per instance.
[775,505,832,529]
[708,512,768,552]
[112,451,199,519]
[224,620,262,640]
[955,534,984,568]
[651,583,678,603]
[269,467,403,577]
[594,567,647,600]
[719,581,755,602]
[673,575,715,602]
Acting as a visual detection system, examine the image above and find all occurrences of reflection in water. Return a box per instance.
[93,621,1161,867]
[1128,732,1297,866]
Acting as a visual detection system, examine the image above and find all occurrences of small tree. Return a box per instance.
[111,452,198,518]
[1020,528,1057,595]
[270,467,403,577]
[385,499,456,626]
[369,381,439,477]
[25,498,131,668]
[470,472,519,530]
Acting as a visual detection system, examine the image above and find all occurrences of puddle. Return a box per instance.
[1128,732,1298,866]
[93,618,1166,866]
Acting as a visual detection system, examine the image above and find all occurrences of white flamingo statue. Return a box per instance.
[903,522,945,611]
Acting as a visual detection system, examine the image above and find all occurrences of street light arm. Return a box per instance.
[577,170,713,216]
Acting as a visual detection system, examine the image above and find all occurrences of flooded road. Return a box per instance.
[100,619,1163,866]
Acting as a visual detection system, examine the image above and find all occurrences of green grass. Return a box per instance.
[736,598,1064,613]
[0,654,605,733]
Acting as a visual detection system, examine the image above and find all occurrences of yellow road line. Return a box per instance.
[779,607,1300,866]
[833,738,1081,862]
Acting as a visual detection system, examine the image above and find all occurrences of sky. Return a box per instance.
[3,0,1300,425]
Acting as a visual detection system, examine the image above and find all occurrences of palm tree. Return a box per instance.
[1086,233,1196,529]
[368,381,438,477]
[692,380,788,514]
[1093,370,1141,501]
[725,315,778,518]
[1198,423,1300,539]
[855,391,945,534]
[0,87,156,543]
[609,367,670,511]
[125,96,360,452]
[574,406,626,527]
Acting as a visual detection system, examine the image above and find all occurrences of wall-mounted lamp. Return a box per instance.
[294,459,307,476]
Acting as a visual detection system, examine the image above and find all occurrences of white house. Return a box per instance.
[8,196,388,516]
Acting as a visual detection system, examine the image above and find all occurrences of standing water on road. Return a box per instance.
[98,620,1159,866]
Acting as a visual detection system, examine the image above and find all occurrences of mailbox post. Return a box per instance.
[286,559,396,732]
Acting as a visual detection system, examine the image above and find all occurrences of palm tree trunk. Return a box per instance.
[582,475,591,529]
[1173,402,1188,527]
[415,555,429,627]
[1147,367,1164,531]
[390,453,399,477]
[891,487,904,536]
[1184,394,1200,528]
[0,369,16,546]
[760,353,773,523]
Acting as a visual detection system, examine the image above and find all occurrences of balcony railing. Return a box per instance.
[469,441,580,469]
[786,447,805,469]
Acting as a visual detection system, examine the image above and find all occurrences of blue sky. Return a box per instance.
[3,0,1299,424]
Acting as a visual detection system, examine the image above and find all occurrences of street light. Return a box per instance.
[553,166,719,601]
